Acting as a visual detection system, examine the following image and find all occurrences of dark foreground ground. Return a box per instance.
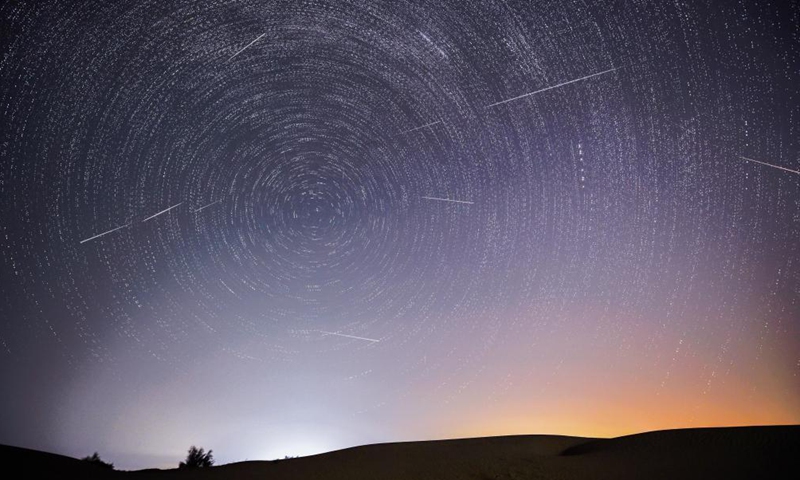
[2,425,798,479]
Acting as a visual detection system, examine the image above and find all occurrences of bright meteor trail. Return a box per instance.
[79,223,130,244]
[143,202,183,222]
[738,156,799,175]
[485,67,618,108]
[227,33,267,62]
[318,331,381,343]
[194,200,222,212]
[421,196,474,205]
[400,120,442,134]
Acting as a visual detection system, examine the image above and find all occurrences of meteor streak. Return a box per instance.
[318,330,381,343]
[143,202,183,222]
[421,196,474,205]
[227,33,267,62]
[400,120,442,134]
[79,223,130,244]
[738,156,799,175]
[486,67,618,107]
[194,200,222,212]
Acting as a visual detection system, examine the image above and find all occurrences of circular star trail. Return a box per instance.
[1,0,798,469]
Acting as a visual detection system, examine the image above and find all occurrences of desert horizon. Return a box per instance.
[3,425,798,479]
[15,420,800,471]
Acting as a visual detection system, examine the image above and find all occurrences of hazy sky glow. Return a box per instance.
[1,0,798,470]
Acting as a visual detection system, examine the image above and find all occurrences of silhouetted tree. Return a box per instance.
[82,452,114,470]
[179,446,214,469]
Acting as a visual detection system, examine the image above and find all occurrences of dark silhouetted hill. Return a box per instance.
[2,425,798,479]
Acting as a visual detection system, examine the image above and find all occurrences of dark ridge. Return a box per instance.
[3,426,798,480]
[0,444,120,479]
[558,425,800,480]
[560,425,800,456]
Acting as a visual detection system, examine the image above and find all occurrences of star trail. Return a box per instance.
[1,0,798,470]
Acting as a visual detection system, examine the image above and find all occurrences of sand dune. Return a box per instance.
[2,426,797,479]
[0,444,118,480]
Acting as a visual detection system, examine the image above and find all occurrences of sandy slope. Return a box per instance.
[2,425,797,479]
[0,444,118,480]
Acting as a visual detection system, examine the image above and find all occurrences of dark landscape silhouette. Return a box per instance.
[2,426,798,480]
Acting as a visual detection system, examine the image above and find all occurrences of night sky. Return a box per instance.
[1,0,798,470]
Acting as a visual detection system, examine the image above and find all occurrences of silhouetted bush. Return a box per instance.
[179,446,214,469]
[82,452,114,469]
